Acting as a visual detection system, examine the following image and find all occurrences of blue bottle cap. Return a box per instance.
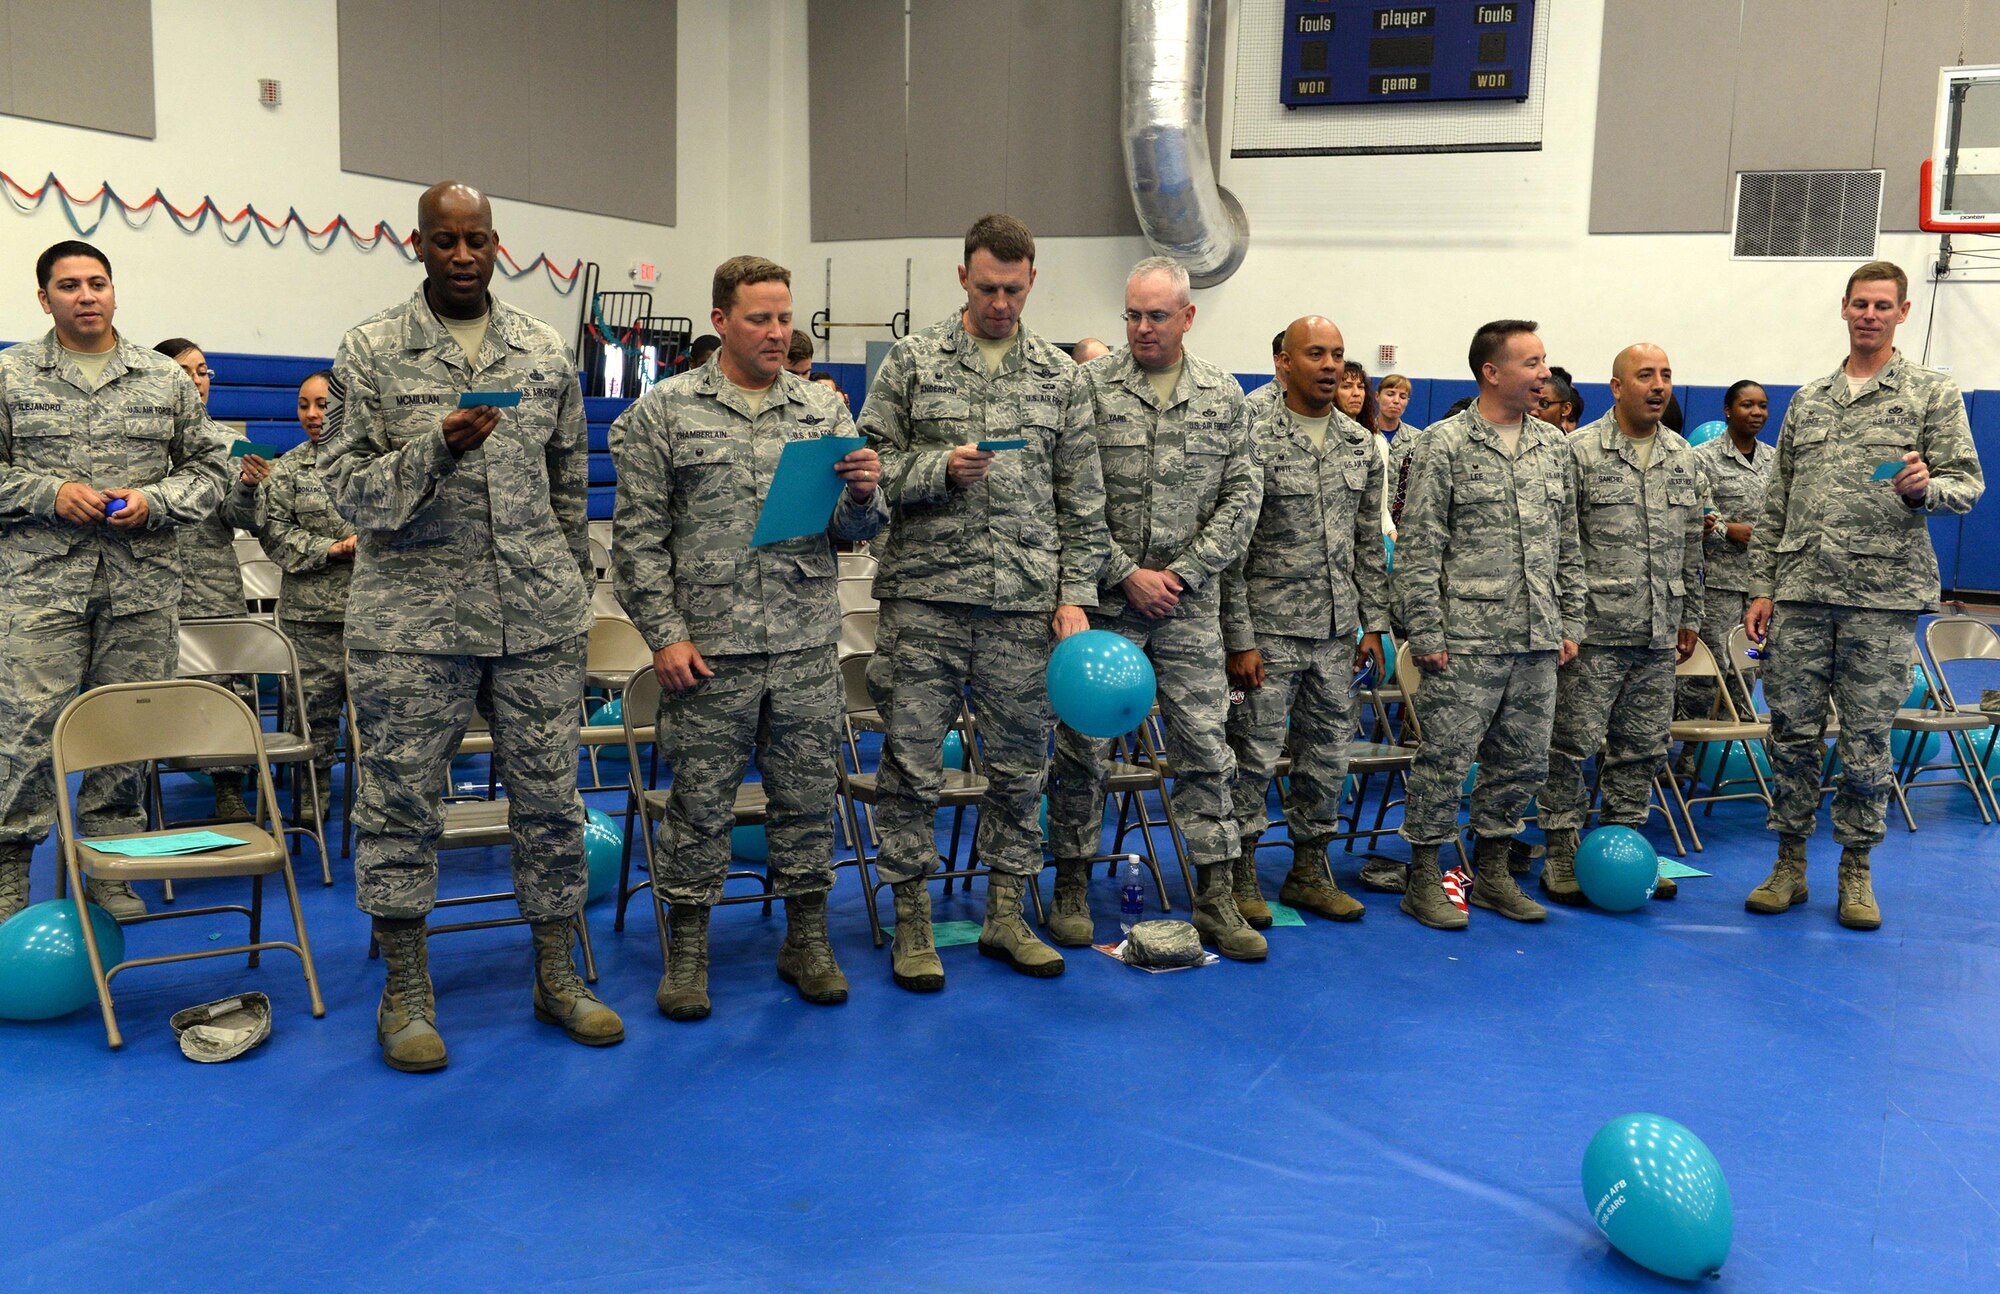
[104,498,126,515]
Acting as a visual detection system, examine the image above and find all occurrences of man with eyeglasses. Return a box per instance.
[1046,257,1264,958]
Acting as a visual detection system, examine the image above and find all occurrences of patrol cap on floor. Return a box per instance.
[1122,920,1203,968]
[169,993,272,1063]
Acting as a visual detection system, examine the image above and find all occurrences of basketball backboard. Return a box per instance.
[1923,63,2000,233]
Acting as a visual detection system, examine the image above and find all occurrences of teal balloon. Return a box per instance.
[942,730,965,770]
[583,808,623,902]
[1047,630,1156,739]
[0,900,126,1020]
[1892,726,1939,764]
[1582,1113,1733,1280]
[587,698,630,764]
[1574,826,1657,911]
[731,823,769,862]
[1696,741,1771,785]
[1903,664,1927,709]
[1686,419,1727,447]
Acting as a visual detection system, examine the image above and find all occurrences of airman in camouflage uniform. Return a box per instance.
[1394,320,1584,930]
[157,339,269,822]
[0,241,229,924]
[1744,262,1983,930]
[322,182,620,1072]
[1046,258,1264,960]
[613,255,887,1022]
[258,370,352,813]
[1679,384,1775,724]
[860,214,1108,991]
[1222,316,1392,930]
[1537,345,1705,905]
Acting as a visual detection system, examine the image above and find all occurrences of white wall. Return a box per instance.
[741,0,2000,392]
[0,0,726,360]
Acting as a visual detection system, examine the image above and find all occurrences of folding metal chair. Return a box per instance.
[53,680,325,1049]
[238,558,283,619]
[160,618,333,885]
[1919,615,2000,821]
[580,616,654,791]
[1672,631,1774,843]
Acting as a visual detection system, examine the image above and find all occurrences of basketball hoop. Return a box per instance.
[1922,65,2000,234]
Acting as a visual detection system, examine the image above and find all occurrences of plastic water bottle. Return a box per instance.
[1118,857,1145,938]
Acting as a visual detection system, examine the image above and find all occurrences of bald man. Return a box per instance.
[1535,344,1704,904]
[323,181,622,1071]
[1223,317,1392,924]
[1070,337,1112,364]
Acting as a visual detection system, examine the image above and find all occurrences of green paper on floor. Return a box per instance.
[1656,860,1711,879]
[1265,901,1307,927]
[881,919,985,948]
[85,830,247,857]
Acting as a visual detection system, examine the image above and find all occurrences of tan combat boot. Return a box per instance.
[0,849,29,923]
[1538,828,1585,906]
[1278,839,1364,921]
[531,921,625,1044]
[1836,847,1882,930]
[776,890,850,1004]
[1469,836,1547,922]
[1745,835,1809,914]
[1193,863,1269,961]
[1401,845,1469,930]
[890,879,945,992]
[1232,843,1273,929]
[1046,859,1096,947]
[658,904,712,1020]
[85,877,148,921]
[978,872,1065,977]
[374,918,447,1073]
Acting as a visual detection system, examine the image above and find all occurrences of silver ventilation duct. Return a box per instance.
[1121,0,1248,288]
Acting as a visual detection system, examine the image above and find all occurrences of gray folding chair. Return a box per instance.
[581,616,654,791]
[53,679,325,1049]
[1920,615,2000,821]
[238,557,283,619]
[163,618,333,885]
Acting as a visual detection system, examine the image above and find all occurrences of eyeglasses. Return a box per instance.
[1120,309,1186,326]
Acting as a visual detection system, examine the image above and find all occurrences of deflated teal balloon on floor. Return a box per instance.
[731,823,769,862]
[1582,1113,1733,1280]
[0,900,126,1021]
[1574,825,1657,911]
[583,808,623,902]
[1047,630,1156,739]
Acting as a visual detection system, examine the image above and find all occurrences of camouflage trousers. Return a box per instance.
[0,564,177,860]
[1226,631,1358,849]
[650,646,842,906]
[1541,644,1676,831]
[348,635,587,921]
[1049,606,1238,865]
[1400,651,1559,846]
[866,598,1051,881]
[1677,587,1754,719]
[282,618,346,775]
[1764,601,1915,848]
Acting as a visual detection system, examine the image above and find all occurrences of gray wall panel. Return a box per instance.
[5,0,154,138]
[1005,0,1140,237]
[337,0,444,188]
[1728,0,1888,174]
[338,0,675,226]
[907,0,1012,236]
[808,1,908,242]
[1872,0,2000,229]
[1589,0,1740,233]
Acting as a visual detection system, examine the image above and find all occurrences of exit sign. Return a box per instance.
[630,261,659,284]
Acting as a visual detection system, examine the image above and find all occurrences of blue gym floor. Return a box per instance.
[2,752,1995,1292]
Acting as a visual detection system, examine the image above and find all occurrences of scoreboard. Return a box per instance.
[1280,2,1536,107]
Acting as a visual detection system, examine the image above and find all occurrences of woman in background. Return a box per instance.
[156,337,268,821]
[256,370,356,817]
[1336,361,1395,542]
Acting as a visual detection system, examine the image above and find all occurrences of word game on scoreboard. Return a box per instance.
[1280,2,1536,107]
